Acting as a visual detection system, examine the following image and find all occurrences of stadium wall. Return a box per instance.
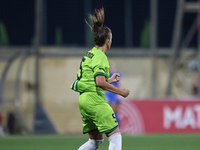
[0,55,197,134]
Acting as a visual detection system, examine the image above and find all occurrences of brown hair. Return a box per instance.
[86,8,111,47]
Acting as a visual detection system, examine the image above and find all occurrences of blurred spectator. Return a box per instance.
[105,61,124,126]
[0,107,5,136]
[190,57,200,97]
[192,72,200,96]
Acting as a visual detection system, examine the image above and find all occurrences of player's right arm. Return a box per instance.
[95,75,130,98]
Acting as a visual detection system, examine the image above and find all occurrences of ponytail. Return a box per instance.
[86,8,111,46]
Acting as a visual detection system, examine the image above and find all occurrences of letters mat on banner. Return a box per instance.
[119,100,200,134]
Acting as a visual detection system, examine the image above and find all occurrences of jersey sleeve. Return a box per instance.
[93,55,110,78]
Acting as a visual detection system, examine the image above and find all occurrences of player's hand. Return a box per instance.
[109,73,120,83]
[121,88,130,98]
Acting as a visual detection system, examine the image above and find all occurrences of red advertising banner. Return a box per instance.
[119,99,200,134]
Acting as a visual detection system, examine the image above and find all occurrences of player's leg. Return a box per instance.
[88,129,103,140]
[78,130,104,150]
[78,92,104,150]
[94,99,121,150]
[105,127,122,150]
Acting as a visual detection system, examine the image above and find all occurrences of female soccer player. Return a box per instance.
[105,62,124,127]
[70,8,130,150]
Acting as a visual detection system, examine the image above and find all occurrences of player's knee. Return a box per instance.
[95,139,104,148]
[89,138,104,149]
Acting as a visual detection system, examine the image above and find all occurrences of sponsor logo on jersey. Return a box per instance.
[84,52,94,59]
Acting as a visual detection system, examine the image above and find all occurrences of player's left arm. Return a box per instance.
[107,73,120,84]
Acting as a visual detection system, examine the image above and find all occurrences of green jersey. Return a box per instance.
[70,47,110,94]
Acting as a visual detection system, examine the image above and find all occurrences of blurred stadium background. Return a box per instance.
[0,0,200,149]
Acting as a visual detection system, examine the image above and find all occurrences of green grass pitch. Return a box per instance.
[0,134,200,150]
